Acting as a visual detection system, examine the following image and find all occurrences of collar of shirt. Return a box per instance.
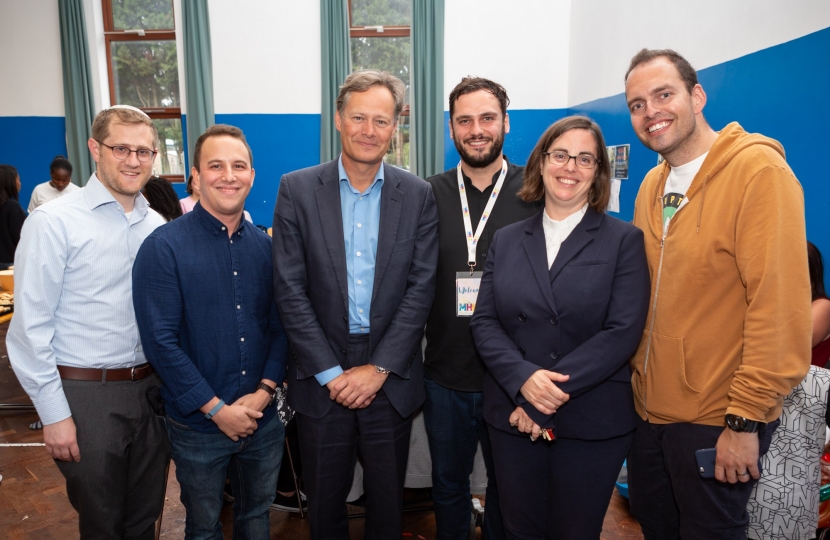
[338,155,385,194]
[83,173,150,217]
[542,204,588,268]
[192,200,249,237]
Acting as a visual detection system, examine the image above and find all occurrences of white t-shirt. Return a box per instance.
[662,152,708,231]
[542,204,587,268]
[28,181,80,213]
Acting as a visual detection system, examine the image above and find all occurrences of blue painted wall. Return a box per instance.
[0,116,68,211]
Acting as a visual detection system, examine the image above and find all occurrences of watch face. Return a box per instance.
[726,415,746,431]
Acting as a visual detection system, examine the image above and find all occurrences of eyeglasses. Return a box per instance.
[542,151,598,169]
[98,141,157,163]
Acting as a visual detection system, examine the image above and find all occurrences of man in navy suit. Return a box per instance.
[271,70,439,540]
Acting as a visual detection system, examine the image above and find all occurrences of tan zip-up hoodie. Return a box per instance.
[631,122,811,426]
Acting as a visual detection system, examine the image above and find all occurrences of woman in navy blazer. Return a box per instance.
[470,116,650,539]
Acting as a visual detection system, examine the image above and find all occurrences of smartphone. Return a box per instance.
[695,448,717,478]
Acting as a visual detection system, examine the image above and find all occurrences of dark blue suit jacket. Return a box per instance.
[272,160,438,419]
[470,208,650,440]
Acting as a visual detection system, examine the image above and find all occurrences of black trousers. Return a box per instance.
[628,415,777,540]
[489,426,632,540]
[56,374,171,540]
[296,334,413,540]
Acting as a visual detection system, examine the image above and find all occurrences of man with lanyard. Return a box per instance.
[7,105,169,538]
[423,77,542,540]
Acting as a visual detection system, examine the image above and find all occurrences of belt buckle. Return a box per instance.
[131,366,137,381]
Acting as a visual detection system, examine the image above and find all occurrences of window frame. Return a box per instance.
[101,0,184,181]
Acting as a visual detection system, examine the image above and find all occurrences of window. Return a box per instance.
[103,0,184,181]
[349,0,411,170]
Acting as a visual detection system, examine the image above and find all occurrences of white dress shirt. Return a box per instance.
[542,204,588,268]
[7,174,165,425]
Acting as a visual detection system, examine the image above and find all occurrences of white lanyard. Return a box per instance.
[457,159,508,274]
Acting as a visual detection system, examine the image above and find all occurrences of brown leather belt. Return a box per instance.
[57,363,154,382]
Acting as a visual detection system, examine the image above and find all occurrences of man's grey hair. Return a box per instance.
[335,69,406,122]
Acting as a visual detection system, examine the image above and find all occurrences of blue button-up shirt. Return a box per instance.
[7,174,166,425]
[314,157,384,386]
[133,203,288,433]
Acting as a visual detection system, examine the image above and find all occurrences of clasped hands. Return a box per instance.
[510,370,570,441]
[326,365,388,409]
[211,383,276,442]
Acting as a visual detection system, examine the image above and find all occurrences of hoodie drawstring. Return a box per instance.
[696,174,710,233]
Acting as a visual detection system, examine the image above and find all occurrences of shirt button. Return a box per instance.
[241,370,246,375]
[237,305,241,309]
[234,271,238,276]
[230,240,233,244]
[357,251,361,257]
[357,223,362,228]
[241,337,245,342]
[359,197,363,200]
[359,308,364,314]
[357,279,362,285]
[221,226,226,231]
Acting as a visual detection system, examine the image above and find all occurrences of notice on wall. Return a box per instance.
[608,178,621,213]
[606,144,630,180]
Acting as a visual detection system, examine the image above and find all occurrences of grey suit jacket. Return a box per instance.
[272,159,438,419]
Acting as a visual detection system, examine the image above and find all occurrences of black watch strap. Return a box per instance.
[725,414,764,433]
[258,382,277,405]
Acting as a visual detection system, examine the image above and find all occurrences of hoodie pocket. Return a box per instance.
[645,332,701,422]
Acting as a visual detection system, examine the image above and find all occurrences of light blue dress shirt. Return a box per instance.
[314,157,384,386]
[7,174,165,425]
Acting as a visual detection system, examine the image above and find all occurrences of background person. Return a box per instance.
[27,155,79,213]
[179,174,199,214]
[141,176,183,222]
[0,164,25,268]
[810,242,830,367]
[470,115,650,539]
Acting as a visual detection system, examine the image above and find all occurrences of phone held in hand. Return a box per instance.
[695,448,717,478]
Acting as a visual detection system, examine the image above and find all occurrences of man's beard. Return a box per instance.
[454,130,505,169]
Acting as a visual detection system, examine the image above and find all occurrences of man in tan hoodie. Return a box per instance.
[624,48,811,539]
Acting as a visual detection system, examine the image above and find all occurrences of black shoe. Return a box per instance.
[223,482,234,503]
[270,491,307,513]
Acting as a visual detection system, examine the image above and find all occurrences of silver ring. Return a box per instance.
[738,471,749,477]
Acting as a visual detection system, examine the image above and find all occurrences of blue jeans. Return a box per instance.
[167,414,284,540]
[423,373,505,540]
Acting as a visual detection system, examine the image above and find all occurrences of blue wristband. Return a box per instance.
[204,399,225,420]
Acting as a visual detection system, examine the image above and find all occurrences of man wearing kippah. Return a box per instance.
[8,105,169,538]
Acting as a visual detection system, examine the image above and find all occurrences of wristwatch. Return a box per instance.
[725,414,764,433]
[373,365,391,375]
[258,382,278,405]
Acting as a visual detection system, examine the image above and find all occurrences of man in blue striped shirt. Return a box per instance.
[133,124,288,538]
[8,105,169,539]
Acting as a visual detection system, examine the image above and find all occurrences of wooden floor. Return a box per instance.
[0,321,643,539]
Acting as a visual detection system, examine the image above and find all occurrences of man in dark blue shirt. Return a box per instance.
[133,124,288,538]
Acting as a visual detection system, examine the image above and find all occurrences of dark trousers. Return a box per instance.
[423,373,504,540]
[489,426,632,540]
[168,414,283,540]
[296,334,413,540]
[56,374,171,540]
[628,416,777,540]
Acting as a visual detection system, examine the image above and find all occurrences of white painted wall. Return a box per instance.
[209,0,321,114]
[0,1,64,116]
[444,0,571,111]
[568,0,830,106]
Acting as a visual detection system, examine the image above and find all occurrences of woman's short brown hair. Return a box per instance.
[518,115,611,212]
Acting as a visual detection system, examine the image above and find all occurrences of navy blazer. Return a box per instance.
[470,208,649,440]
[272,160,438,419]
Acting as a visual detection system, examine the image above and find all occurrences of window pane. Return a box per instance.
[152,118,185,176]
[110,0,174,31]
[351,0,410,27]
[351,36,410,104]
[385,115,409,171]
[111,40,180,109]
